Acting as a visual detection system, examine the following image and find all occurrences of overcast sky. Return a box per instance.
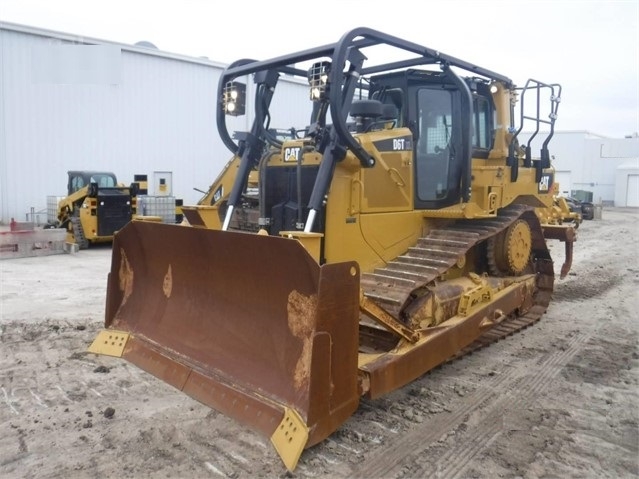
[1,0,637,138]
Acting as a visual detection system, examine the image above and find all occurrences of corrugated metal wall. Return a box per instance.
[0,23,309,223]
[520,131,639,204]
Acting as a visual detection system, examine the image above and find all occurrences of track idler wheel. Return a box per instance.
[488,219,532,276]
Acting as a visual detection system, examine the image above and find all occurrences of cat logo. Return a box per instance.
[284,147,301,162]
[538,173,553,193]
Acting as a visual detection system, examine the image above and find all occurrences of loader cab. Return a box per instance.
[67,171,118,196]
[370,70,496,210]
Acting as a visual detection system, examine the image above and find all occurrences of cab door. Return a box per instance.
[413,86,464,209]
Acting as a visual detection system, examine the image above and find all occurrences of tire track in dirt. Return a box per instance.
[351,329,592,478]
[295,315,553,476]
[302,317,538,475]
[551,273,621,304]
[431,331,592,479]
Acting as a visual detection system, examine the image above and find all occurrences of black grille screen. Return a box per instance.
[96,190,132,236]
[264,165,324,235]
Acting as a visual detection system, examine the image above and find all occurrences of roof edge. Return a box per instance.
[0,20,308,85]
[0,20,227,69]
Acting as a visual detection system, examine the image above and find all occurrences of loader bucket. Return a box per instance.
[98,221,361,470]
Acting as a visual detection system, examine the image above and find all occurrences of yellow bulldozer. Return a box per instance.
[89,28,577,470]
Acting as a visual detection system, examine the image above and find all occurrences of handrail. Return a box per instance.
[513,79,562,181]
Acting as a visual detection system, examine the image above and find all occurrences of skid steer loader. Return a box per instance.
[89,27,576,470]
[48,171,142,249]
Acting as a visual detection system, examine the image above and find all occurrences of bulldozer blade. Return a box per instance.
[99,221,361,470]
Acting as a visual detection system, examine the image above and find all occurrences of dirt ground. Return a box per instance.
[1,208,638,479]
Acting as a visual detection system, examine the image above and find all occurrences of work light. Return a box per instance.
[223,81,246,116]
[307,61,331,101]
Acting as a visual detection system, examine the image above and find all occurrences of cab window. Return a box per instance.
[70,175,85,193]
[472,94,493,154]
[90,174,116,188]
[415,88,453,201]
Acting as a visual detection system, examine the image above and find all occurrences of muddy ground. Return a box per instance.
[1,208,637,479]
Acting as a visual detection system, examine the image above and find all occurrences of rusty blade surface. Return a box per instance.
[105,221,361,446]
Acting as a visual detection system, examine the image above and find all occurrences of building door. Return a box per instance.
[554,171,571,197]
[626,174,639,207]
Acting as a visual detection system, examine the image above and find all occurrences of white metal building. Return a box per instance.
[2,21,638,224]
[0,22,310,224]
[521,131,639,205]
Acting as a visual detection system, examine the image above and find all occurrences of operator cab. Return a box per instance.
[370,70,496,210]
[67,171,118,195]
